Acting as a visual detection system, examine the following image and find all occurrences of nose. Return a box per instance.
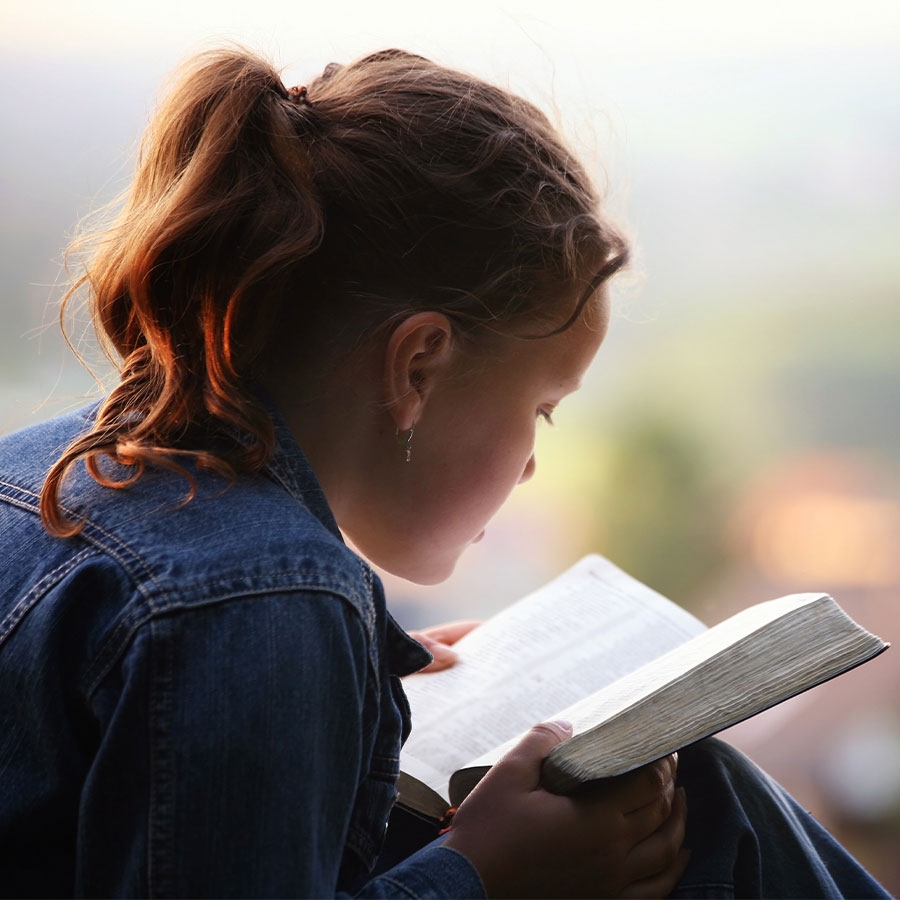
[519,453,536,484]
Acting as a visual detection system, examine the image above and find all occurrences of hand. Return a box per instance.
[443,722,689,899]
[407,620,481,672]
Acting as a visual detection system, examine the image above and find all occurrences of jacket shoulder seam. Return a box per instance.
[0,545,98,649]
[82,581,376,699]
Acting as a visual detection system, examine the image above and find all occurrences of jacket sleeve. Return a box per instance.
[80,590,484,898]
[361,841,485,899]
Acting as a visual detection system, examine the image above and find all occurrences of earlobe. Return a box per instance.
[383,312,455,430]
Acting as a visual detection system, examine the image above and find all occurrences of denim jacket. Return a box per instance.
[0,403,485,898]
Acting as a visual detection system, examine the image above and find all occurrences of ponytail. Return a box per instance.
[42,49,323,535]
[42,46,628,537]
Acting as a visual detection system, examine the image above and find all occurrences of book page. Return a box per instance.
[552,593,846,738]
[399,555,705,798]
[460,592,885,788]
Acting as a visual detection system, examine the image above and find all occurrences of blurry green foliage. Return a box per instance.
[586,415,731,609]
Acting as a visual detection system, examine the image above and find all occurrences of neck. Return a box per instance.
[260,355,388,526]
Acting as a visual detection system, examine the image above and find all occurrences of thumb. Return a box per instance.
[491,721,574,789]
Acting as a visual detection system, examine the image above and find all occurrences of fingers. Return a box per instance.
[489,721,574,790]
[577,753,678,816]
[620,753,679,815]
[621,775,676,846]
[445,737,688,899]
[628,786,687,866]
[620,789,690,899]
[408,621,481,672]
[620,848,691,900]
[415,619,481,644]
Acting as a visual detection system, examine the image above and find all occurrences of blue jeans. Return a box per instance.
[377,738,891,899]
[670,738,890,899]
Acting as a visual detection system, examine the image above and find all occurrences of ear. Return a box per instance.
[383,312,455,431]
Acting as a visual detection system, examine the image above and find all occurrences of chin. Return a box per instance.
[369,547,463,586]
[343,530,465,586]
[408,566,457,586]
[390,555,459,586]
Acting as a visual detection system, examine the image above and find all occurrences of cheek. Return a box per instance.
[406,448,507,541]
[366,430,534,584]
[452,429,535,522]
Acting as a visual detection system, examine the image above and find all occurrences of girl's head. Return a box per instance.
[43,46,627,578]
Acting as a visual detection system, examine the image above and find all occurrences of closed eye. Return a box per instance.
[538,409,555,426]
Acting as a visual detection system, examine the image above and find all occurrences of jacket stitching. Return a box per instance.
[0,477,169,609]
[0,547,96,648]
[82,584,375,699]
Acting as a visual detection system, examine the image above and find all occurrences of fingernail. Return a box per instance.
[430,642,458,664]
[548,720,574,737]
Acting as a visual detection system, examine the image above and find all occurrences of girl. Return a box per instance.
[0,47,888,899]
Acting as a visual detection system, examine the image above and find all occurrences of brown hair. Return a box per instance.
[41,46,628,536]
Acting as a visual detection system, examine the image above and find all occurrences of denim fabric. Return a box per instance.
[1,404,888,900]
[671,738,891,899]
[378,740,891,900]
[0,404,484,899]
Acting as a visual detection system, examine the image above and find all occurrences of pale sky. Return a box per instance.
[2,0,899,612]
[4,0,899,76]
[5,0,898,167]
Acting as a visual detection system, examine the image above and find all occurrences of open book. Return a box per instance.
[397,555,888,822]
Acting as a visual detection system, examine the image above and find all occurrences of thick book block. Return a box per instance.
[397,555,888,822]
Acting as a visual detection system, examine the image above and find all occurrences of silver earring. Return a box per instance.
[395,426,414,463]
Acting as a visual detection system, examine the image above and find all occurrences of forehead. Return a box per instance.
[539,283,610,357]
[450,285,611,387]
[476,291,609,390]
[543,297,609,387]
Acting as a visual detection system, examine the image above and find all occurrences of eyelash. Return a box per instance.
[538,409,555,426]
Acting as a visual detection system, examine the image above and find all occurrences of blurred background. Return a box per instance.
[2,0,898,890]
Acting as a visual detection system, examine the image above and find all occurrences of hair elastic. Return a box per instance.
[286,85,311,106]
